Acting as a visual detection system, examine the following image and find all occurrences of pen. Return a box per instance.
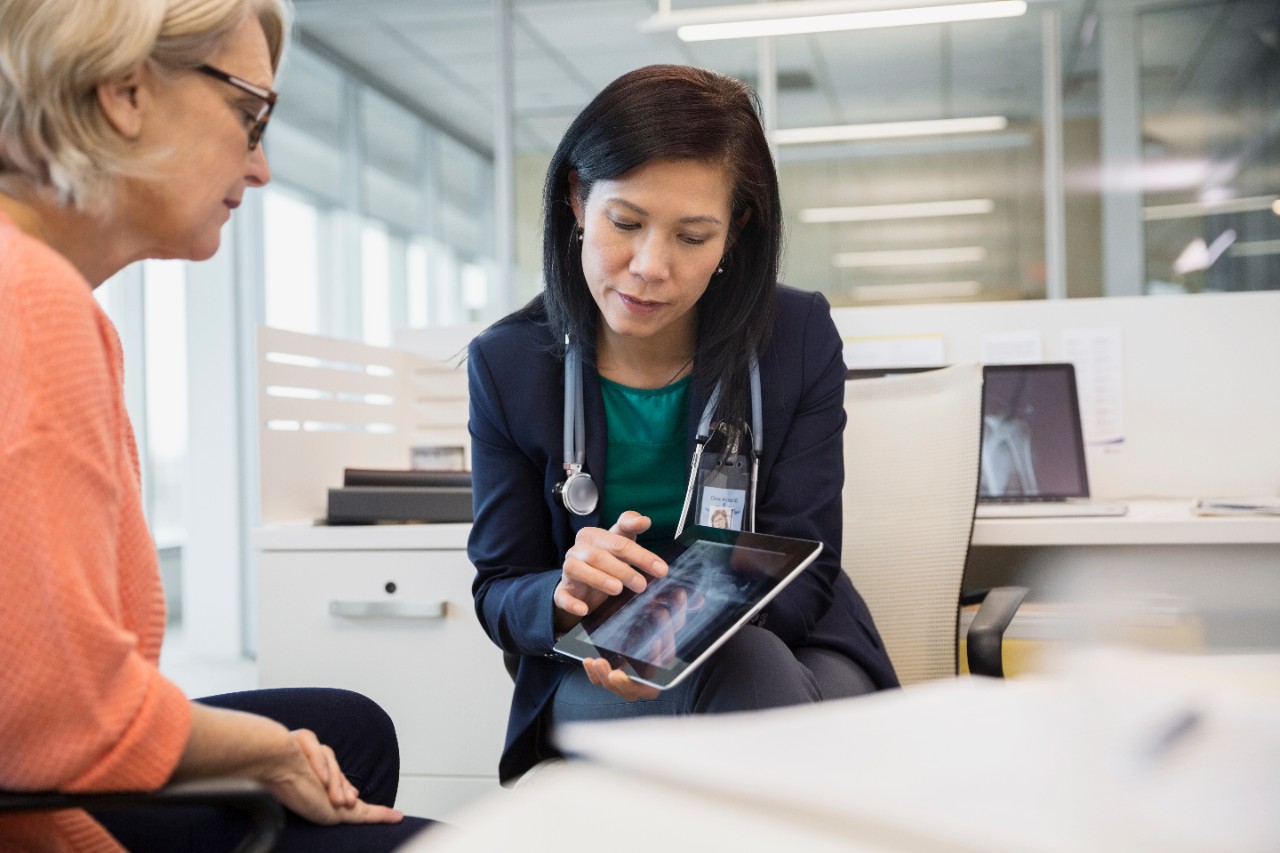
[1143,709,1201,764]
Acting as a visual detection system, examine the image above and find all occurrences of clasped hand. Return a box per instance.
[553,510,668,702]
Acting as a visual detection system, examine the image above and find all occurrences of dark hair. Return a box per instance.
[519,63,781,429]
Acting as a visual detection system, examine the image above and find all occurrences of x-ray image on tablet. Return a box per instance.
[553,526,822,690]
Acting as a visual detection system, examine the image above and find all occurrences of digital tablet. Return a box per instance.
[553,525,823,691]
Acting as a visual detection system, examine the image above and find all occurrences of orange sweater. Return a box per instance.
[0,209,191,851]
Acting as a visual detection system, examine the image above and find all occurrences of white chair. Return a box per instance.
[842,364,1026,685]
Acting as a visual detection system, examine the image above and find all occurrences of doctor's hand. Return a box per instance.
[553,510,668,634]
[582,657,661,702]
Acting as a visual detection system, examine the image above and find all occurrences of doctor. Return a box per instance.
[467,65,899,785]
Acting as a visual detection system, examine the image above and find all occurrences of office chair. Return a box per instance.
[842,363,1027,684]
[0,777,285,853]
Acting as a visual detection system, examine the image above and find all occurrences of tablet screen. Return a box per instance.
[553,526,822,690]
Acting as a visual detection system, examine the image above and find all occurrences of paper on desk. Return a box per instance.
[843,334,946,370]
[981,330,1043,364]
[557,650,1280,853]
[1195,497,1280,517]
[1062,327,1125,445]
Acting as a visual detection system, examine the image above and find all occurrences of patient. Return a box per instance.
[0,0,430,849]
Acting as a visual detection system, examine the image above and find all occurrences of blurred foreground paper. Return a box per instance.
[407,649,1279,853]
[556,651,1279,853]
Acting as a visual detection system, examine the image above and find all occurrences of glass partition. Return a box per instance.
[1138,0,1280,294]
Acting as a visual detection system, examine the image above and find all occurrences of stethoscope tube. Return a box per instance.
[554,341,600,516]
[556,339,761,531]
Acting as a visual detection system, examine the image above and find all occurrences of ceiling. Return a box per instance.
[291,0,1101,156]
[287,0,1280,301]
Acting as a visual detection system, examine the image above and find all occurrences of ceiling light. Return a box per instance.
[775,116,1007,145]
[640,1,1028,42]
[834,246,987,267]
[800,198,994,223]
[851,281,983,301]
[1143,195,1280,221]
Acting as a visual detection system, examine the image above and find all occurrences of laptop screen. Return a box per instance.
[979,363,1090,501]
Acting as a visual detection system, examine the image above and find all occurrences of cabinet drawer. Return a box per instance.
[257,550,512,778]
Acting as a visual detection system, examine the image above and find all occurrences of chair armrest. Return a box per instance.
[0,778,284,853]
[964,586,1030,678]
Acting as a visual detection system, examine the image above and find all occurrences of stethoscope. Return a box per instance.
[554,337,762,535]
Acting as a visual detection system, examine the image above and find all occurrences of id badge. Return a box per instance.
[691,446,753,532]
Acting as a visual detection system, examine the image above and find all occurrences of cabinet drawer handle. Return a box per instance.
[328,600,448,620]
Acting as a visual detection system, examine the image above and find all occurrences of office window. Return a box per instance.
[407,240,430,327]
[263,187,322,334]
[94,262,189,626]
[361,88,425,232]
[142,260,189,548]
[361,221,393,346]
[268,49,346,206]
[1138,0,1280,294]
[775,13,1048,305]
[431,133,496,323]
[143,261,188,626]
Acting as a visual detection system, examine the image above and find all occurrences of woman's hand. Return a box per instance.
[176,703,403,827]
[262,729,403,826]
[552,510,667,634]
[581,657,661,702]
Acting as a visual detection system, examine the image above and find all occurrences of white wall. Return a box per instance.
[832,291,1280,500]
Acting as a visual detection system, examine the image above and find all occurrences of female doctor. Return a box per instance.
[467,65,899,785]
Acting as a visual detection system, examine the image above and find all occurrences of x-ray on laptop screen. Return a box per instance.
[979,363,1091,501]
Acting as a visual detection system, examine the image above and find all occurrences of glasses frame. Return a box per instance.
[196,63,278,150]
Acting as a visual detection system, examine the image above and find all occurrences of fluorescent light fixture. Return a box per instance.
[641,1,1028,42]
[851,280,983,301]
[834,246,987,267]
[1143,195,1280,221]
[775,116,1007,145]
[1230,239,1280,258]
[800,198,994,223]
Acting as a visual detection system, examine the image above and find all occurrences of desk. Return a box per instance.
[967,499,1280,650]
[254,523,511,820]
[972,498,1280,547]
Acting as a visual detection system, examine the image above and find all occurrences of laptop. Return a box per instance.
[975,363,1127,519]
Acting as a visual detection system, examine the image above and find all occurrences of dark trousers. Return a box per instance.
[551,624,876,726]
[93,688,434,852]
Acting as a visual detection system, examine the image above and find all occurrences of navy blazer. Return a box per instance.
[467,285,898,783]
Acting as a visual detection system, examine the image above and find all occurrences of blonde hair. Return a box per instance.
[0,0,290,211]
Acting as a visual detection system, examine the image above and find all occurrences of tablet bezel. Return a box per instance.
[552,525,823,691]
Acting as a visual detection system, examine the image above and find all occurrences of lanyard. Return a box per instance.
[675,356,761,537]
[559,341,762,524]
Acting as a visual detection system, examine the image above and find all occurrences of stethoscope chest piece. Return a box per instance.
[555,466,599,516]
[555,339,761,528]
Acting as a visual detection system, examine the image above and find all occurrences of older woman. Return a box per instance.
[0,1,430,850]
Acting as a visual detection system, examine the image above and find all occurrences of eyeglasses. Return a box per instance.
[196,63,278,150]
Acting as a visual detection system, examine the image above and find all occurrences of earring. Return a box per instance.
[572,227,584,246]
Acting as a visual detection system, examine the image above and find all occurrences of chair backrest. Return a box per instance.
[841,363,983,685]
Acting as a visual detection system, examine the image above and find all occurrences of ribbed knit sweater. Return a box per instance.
[0,208,191,852]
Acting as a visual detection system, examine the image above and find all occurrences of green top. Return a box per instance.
[598,374,691,550]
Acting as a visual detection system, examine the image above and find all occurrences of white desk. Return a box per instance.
[253,523,512,821]
[967,499,1280,650]
[972,499,1280,547]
